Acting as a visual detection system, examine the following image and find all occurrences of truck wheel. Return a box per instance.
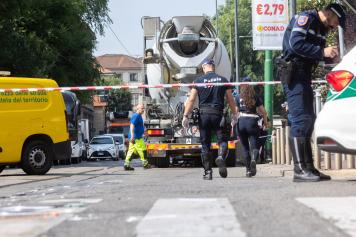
[146,157,156,166]
[225,149,236,167]
[71,157,79,164]
[21,140,53,175]
[156,157,170,168]
[0,165,5,174]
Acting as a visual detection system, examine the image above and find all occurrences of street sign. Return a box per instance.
[252,0,289,50]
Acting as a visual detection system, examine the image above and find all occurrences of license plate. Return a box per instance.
[98,152,104,155]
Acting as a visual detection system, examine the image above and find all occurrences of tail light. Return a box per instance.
[322,138,336,145]
[147,129,165,136]
[326,70,354,92]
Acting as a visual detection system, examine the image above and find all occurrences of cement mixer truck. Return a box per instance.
[142,16,237,168]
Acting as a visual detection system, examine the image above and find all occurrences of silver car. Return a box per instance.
[87,136,119,161]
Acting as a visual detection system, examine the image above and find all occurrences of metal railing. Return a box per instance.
[272,122,356,170]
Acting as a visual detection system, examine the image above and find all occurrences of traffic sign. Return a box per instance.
[252,0,290,50]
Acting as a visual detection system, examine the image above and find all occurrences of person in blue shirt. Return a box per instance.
[124,104,150,170]
[281,3,346,182]
[235,77,269,177]
[182,59,238,180]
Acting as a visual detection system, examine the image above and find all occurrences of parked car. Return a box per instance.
[87,136,119,161]
[104,134,127,159]
[315,46,356,154]
[71,140,83,164]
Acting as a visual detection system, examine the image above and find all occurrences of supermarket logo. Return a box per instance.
[257,25,285,32]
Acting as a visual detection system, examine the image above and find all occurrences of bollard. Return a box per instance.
[272,131,277,164]
[285,126,291,165]
[313,138,321,169]
[335,153,342,170]
[346,154,355,169]
[280,126,286,164]
[276,128,281,164]
[324,152,331,170]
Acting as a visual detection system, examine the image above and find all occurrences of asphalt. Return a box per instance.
[1,161,356,237]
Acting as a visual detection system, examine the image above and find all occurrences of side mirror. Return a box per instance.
[115,142,120,145]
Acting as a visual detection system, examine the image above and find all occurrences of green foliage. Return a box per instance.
[0,0,110,88]
[99,74,132,112]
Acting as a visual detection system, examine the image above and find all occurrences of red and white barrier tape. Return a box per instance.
[0,80,327,93]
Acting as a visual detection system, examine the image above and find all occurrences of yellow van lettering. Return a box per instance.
[0,98,12,103]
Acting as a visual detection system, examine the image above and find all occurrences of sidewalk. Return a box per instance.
[258,163,356,180]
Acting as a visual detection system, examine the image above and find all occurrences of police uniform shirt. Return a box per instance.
[193,72,232,110]
[282,9,327,62]
[235,94,262,114]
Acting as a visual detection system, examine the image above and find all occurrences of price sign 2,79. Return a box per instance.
[252,0,289,50]
[256,3,285,16]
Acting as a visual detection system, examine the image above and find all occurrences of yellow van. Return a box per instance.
[0,77,71,175]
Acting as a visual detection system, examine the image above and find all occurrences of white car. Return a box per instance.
[104,134,127,158]
[315,46,356,154]
[87,136,119,160]
[71,140,83,163]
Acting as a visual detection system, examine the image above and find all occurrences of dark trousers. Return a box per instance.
[282,66,315,138]
[238,117,260,159]
[199,113,227,155]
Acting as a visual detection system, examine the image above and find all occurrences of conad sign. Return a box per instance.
[252,0,290,50]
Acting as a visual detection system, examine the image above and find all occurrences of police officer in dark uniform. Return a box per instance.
[182,59,238,180]
[280,3,346,182]
[235,77,269,177]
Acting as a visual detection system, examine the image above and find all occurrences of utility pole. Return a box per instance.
[290,0,296,19]
[234,0,240,83]
[216,0,219,35]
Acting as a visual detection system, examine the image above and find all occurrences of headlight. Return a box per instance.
[108,146,115,150]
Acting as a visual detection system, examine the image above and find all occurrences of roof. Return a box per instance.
[96,54,143,73]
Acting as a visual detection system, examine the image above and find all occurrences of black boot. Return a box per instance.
[124,165,135,171]
[304,138,331,181]
[245,154,252,177]
[250,149,259,177]
[289,137,320,182]
[203,170,213,180]
[215,143,228,178]
[201,153,213,180]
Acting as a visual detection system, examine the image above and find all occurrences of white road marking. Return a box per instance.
[0,199,102,237]
[297,197,356,237]
[136,198,246,237]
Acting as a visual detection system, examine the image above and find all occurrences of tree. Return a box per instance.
[0,0,111,89]
[99,74,132,113]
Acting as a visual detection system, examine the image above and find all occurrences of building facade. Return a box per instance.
[93,54,146,136]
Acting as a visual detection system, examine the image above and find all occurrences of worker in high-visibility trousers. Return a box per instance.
[124,104,150,170]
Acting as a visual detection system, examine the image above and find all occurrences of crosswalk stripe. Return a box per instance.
[297,197,356,237]
[0,199,101,237]
[135,198,246,237]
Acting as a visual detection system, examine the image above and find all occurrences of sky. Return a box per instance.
[94,0,226,57]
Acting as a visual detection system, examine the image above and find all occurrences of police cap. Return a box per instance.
[326,3,347,29]
[242,76,252,82]
[202,58,215,66]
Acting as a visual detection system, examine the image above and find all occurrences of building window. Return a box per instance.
[131,94,139,106]
[115,73,122,80]
[130,73,138,82]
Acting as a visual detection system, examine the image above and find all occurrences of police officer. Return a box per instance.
[182,59,238,180]
[235,77,269,177]
[281,3,346,182]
